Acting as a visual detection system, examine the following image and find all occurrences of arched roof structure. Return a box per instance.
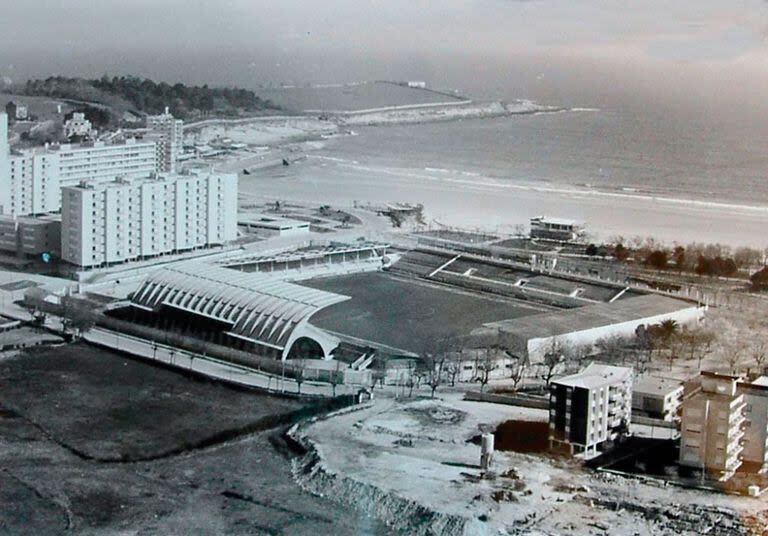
[130,262,349,356]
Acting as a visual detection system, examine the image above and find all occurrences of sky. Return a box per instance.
[1,0,767,112]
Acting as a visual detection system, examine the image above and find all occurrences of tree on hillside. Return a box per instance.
[673,246,686,272]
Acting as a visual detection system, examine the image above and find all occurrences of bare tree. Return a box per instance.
[23,287,48,324]
[330,359,343,397]
[444,351,463,387]
[60,295,96,339]
[291,359,307,395]
[508,354,528,391]
[594,335,627,364]
[475,347,499,393]
[751,340,768,374]
[541,337,565,387]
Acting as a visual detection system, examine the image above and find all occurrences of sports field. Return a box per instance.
[300,272,546,354]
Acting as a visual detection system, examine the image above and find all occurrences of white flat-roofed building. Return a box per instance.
[54,138,158,188]
[146,107,183,173]
[530,216,585,241]
[239,215,310,237]
[633,375,684,421]
[549,363,633,458]
[61,170,237,267]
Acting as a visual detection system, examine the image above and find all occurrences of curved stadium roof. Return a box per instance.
[131,262,349,351]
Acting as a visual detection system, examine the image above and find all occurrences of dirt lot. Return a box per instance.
[0,344,390,534]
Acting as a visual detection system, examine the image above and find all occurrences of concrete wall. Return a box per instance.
[526,305,705,363]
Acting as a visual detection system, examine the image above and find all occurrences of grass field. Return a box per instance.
[300,272,545,354]
[0,343,390,534]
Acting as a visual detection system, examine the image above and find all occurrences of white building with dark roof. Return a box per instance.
[549,363,633,457]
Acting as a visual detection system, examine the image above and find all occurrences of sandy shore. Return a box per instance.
[191,111,768,249]
[235,155,768,248]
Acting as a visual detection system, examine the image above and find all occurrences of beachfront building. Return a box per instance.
[679,372,747,481]
[60,170,237,267]
[549,363,633,457]
[530,216,584,242]
[146,107,183,173]
[632,375,684,421]
[63,112,95,140]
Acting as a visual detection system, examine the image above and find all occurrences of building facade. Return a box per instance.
[0,215,61,257]
[549,363,633,457]
[61,171,237,267]
[679,372,747,481]
[737,379,768,473]
[530,216,585,241]
[146,107,183,173]
[7,150,61,216]
[0,113,9,215]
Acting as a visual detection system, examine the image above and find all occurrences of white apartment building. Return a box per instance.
[549,363,633,457]
[54,138,158,188]
[146,107,183,173]
[0,113,10,215]
[632,375,684,422]
[0,113,165,217]
[61,170,237,267]
[7,149,61,216]
[679,372,747,481]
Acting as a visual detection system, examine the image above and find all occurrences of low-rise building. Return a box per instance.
[679,372,747,481]
[633,375,684,421]
[5,101,28,120]
[0,215,61,258]
[549,363,633,457]
[63,112,95,139]
[239,215,310,237]
[60,170,237,267]
[530,216,584,241]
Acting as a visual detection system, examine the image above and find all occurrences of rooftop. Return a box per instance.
[634,375,683,396]
[554,362,632,390]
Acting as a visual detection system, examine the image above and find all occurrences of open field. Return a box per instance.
[254,82,464,113]
[300,272,545,354]
[0,344,390,534]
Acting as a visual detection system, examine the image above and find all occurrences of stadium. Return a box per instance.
[111,243,706,372]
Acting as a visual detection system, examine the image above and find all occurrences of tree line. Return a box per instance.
[16,75,277,121]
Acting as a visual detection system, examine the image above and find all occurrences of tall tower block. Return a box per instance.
[0,113,10,215]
